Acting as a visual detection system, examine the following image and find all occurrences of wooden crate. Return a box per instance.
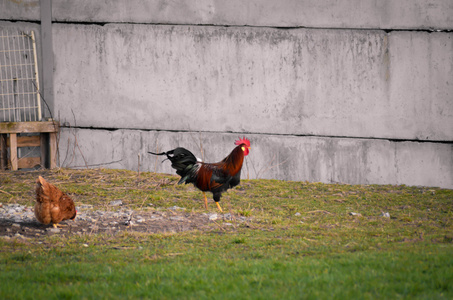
[0,121,59,170]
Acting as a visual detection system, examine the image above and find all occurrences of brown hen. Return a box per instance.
[35,176,77,228]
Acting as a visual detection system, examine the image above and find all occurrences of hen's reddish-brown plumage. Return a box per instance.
[149,137,251,211]
[35,176,76,228]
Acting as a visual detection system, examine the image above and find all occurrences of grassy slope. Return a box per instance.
[0,169,452,299]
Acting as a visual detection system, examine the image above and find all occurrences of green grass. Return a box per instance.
[1,168,452,299]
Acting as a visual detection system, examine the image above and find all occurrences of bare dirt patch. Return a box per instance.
[0,205,246,241]
[1,169,251,242]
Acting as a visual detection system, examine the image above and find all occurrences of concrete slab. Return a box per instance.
[0,0,39,21]
[395,142,453,188]
[388,32,453,141]
[3,0,452,30]
[53,24,452,141]
[58,128,453,188]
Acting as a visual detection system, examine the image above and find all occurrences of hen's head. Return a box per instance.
[235,137,251,156]
[62,193,77,220]
[70,210,77,220]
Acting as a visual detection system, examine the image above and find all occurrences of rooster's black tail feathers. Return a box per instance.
[148,148,198,183]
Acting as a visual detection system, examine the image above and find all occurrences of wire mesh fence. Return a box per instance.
[0,30,41,122]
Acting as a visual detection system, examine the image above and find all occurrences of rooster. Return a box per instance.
[149,137,251,212]
[35,176,77,228]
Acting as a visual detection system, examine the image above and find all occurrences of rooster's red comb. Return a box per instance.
[235,137,250,147]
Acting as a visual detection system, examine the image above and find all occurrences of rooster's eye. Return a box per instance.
[241,146,245,151]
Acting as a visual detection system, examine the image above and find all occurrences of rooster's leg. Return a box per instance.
[215,202,223,212]
[203,192,208,210]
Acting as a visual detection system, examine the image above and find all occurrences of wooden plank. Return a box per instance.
[0,134,7,170]
[18,157,41,169]
[49,132,57,169]
[6,135,41,147]
[0,121,59,134]
[9,133,18,170]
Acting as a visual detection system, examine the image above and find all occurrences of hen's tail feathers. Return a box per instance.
[36,175,48,191]
[37,175,46,186]
[36,176,51,202]
[149,147,199,184]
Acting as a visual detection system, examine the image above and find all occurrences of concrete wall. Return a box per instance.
[2,1,453,188]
